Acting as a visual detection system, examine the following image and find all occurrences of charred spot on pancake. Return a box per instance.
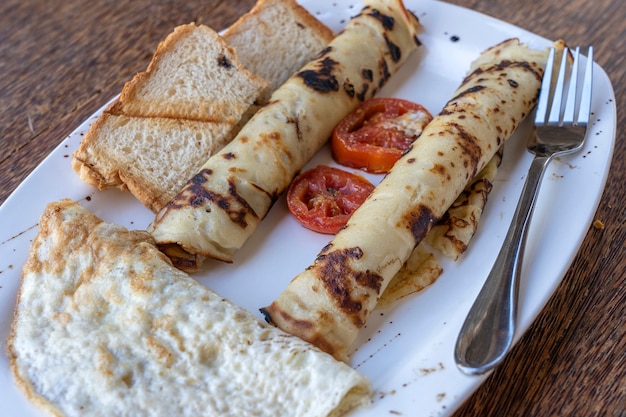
[191,169,212,184]
[473,176,493,196]
[384,34,402,63]
[316,45,333,58]
[402,204,437,243]
[160,169,211,210]
[449,122,482,179]
[247,178,279,206]
[260,131,281,142]
[378,58,390,87]
[297,57,340,92]
[222,152,236,160]
[496,60,543,81]
[287,116,303,141]
[362,68,374,81]
[315,247,384,327]
[343,82,355,98]
[450,85,486,102]
[430,163,447,177]
[162,171,258,228]
[463,59,543,85]
[217,54,232,69]
[367,8,395,30]
[259,307,273,324]
[227,166,248,175]
[224,179,259,226]
[356,83,370,101]
[318,242,334,257]
[462,67,484,84]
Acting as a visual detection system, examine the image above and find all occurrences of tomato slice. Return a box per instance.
[332,97,433,173]
[287,165,375,234]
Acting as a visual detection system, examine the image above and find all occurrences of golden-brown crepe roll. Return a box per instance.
[148,0,423,271]
[262,38,557,362]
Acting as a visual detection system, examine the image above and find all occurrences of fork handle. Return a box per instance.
[454,154,552,375]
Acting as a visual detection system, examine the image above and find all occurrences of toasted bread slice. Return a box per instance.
[113,23,267,124]
[223,0,334,94]
[72,112,235,212]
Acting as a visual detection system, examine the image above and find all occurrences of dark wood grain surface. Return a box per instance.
[1,0,624,415]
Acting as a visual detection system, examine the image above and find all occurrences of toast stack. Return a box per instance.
[72,0,334,213]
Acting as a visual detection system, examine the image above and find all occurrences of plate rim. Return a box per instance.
[0,1,617,416]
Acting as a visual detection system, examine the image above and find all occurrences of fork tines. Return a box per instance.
[535,46,594,127]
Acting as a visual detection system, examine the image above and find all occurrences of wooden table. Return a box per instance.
[1,0,624,415]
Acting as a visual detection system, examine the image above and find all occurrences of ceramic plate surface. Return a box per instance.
[0,0,616,416]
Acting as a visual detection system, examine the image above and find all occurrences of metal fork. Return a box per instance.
[454,46,594,375]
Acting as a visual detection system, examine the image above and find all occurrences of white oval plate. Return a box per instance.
[0,0,616,416]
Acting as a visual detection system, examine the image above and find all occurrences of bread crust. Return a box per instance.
[250,0,333,39]
[224,0,334,56]
[116,23,266,123]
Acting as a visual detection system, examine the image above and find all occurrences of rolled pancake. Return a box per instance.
[261,38,555,362]
[8,199,371,417]
[377,147,503,309]
[148,0,423,270]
